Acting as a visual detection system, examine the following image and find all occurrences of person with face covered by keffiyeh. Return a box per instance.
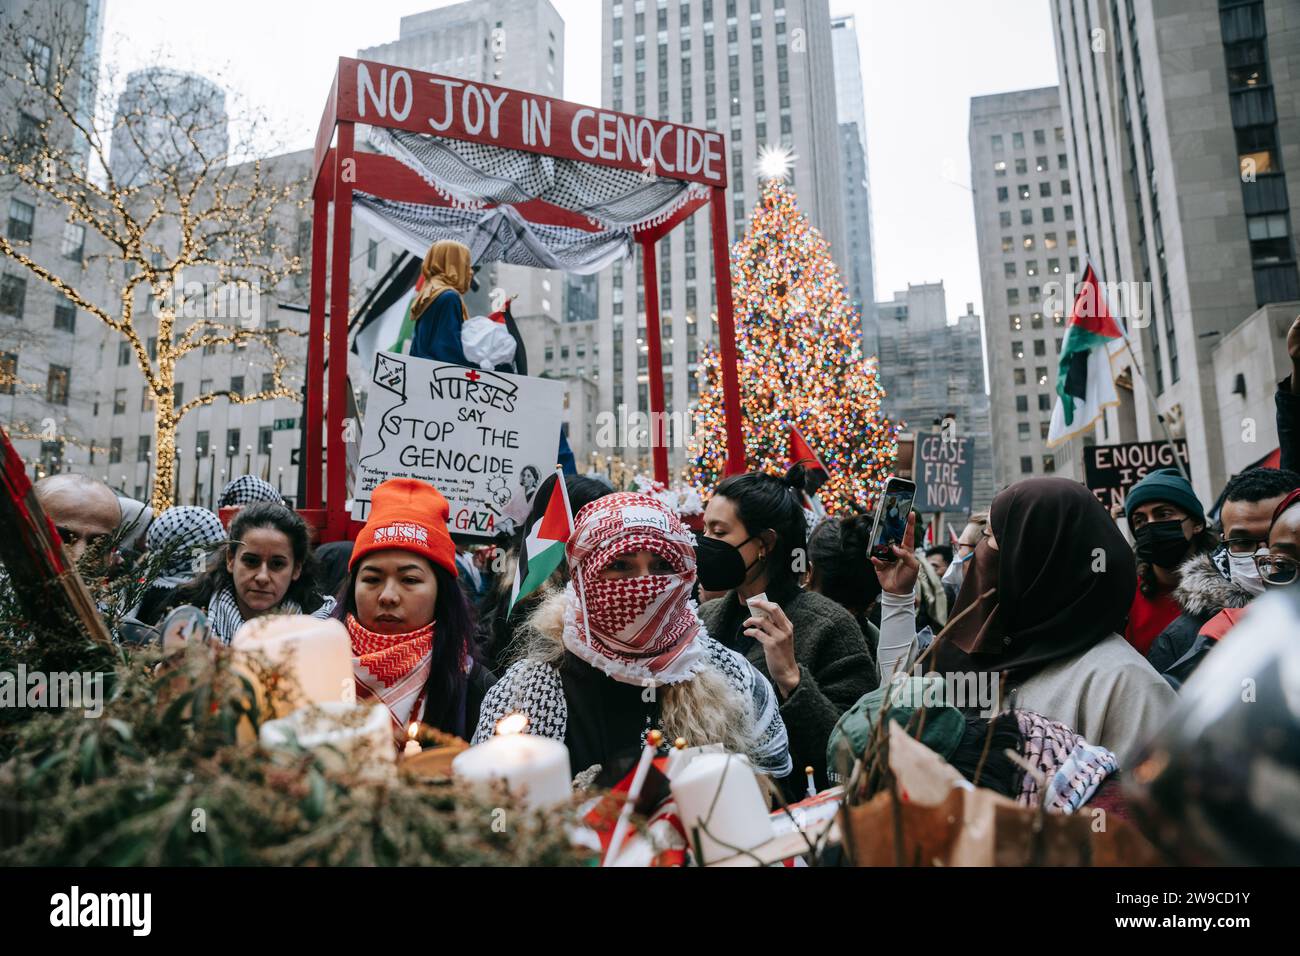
[132,505,227,626]
[473,492,794,788]
[926,477,1176,768]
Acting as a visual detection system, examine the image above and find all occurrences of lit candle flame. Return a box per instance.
[496,712,528,736]
[407,721,419,741]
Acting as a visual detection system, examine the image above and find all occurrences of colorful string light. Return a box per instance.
[688,179,900,514]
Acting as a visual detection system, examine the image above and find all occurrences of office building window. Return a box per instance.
[1039,421,1051,440]
[991,134,1003,152]
[1018,183,1030,200]
[46,364,69,404]
[1020,456,1033,474]
[1011,340,1024,359]
[1038,393,1052,412]
[1016,395,1029,413]
[1048,257,1060,274]
[1035,155,1048,172]
[1012,132,1024,149]
[1004,262,1016,278]
[1025,261,1038,277]
[1033,339,1046,357]
[1021,209,1033,225]
[0,274,27,317]
[230,375,243,397]
[1022,235,1035,250]
[1007,288,1020,305]
[109,438,122,464]
[1039,182,1052,198]
[137,435,151,462]
[60,222,85,262]
[53,301,75,332]
[997,186,1008,203]
[1033,129,1045,145]
[1010,313,1022,331]
[196,430,210,457]
[1000,211,1012,227]
[113,387,126,414]
[1015,158,1027,175]
[259,426,273,455]
[1001,236,1013,252]
[1018,422,1031,441]
[1060,179,1071,195]
[1013,367,1027,386]
[994,160,1006,176]
[1042,454,1055,473]
[7,199,34,242]
[1042,207,1055,223]
[1044,232,1058,250]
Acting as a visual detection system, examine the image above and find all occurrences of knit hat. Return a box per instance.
[1124,467,1204,524]
[219,474,284,508]
[350,478,457,577]
[1271,489,1300,529]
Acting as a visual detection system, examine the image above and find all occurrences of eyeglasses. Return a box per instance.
[1224,536,1267,556]
[1254,554,1299,587]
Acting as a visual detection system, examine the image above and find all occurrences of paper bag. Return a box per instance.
[839,723,1162,866]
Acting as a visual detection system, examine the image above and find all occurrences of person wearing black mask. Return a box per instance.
[1121,468,1216,658]
[694,467,876,794]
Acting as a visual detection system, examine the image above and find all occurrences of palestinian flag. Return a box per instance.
[1047,264,1123,447]
[508,472,574,615]
[787,424,829,494]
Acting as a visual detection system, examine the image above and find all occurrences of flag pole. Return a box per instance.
[1080,254,1194,489]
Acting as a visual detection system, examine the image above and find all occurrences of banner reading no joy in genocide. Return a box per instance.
[352,350,565,540]
[914,435,974,513]
[1084,438,1191,511]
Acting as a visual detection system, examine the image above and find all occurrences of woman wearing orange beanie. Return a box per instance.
[334,477,495,739]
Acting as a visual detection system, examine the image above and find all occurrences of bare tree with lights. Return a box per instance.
[0,1,308,510]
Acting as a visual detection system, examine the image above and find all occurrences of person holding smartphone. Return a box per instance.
[695,466,878,795]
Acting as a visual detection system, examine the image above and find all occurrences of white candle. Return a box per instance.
[452,713,571,810]
[260,702,395,780]
[670,752,773,865]
[403,721,422,758]
[231,615,354,714]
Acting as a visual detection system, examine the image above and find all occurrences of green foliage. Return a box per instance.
[0,563,593,866]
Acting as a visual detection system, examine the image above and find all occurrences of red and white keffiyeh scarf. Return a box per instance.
[346,613,434,735]
[563,493,706,687]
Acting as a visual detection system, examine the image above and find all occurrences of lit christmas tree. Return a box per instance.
[689,162,899,513]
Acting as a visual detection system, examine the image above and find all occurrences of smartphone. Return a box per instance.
[869,477,917,562]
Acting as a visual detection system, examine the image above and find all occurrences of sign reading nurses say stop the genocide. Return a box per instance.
[353,351,565,541]
[334,57,728,186]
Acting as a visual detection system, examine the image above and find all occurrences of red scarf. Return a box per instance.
[346,613,434,735]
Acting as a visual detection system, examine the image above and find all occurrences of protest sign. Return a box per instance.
[352,350,565,540]
[1084,439,1190,511]
[914,435,974,513]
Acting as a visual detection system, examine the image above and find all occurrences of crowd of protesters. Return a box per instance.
[17,298,1300,832]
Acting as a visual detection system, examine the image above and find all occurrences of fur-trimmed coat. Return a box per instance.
[1147,550,1255,688]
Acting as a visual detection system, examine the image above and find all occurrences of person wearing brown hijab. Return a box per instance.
[410,240,474,365]
[930,477,1175,767]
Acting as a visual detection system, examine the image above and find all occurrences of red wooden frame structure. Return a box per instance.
[305,57,745,541]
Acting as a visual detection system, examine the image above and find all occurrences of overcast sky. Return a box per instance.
[99,0,1060,325]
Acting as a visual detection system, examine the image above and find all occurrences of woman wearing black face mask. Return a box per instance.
[695,467,876,795]
[1122,468,1216,657]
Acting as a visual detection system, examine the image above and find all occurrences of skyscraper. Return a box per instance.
[876,282,994,510]
[1049,0,1299,499]
[830,14,877,357]
[969,87,1082,487]
[110,69,229,188]
[359,0,568,331]
[598,0,846,473]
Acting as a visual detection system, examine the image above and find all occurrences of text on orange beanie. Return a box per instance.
[350,478,458,577]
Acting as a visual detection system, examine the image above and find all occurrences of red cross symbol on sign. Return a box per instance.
[465,369,481,382]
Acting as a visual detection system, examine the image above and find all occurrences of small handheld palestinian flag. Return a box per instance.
[508,466,574,616]
[787,424,828,495]
[1047,263,1122,447]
